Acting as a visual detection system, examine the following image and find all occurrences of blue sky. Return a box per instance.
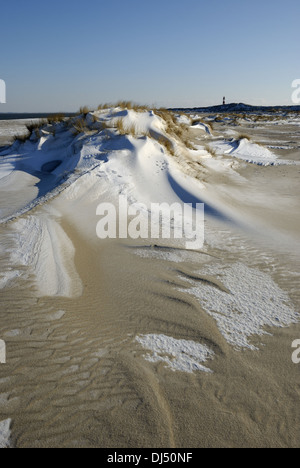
[1,0,299,112]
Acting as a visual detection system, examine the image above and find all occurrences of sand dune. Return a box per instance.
[0,107,299,447]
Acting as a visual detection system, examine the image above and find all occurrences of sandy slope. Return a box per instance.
[0,108,299,447]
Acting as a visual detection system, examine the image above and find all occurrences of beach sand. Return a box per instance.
[0,111,299,447]
[0,221,299,448]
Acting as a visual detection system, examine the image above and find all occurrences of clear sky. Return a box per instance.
[1,0,300,112]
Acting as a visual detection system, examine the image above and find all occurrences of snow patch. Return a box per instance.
[181,262,298,350]
[0,419,11,448]
[230,138,278,165]
[136,334,214,373]
[11,213,82,297]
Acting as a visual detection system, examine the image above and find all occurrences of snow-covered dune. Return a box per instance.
[0,108,201,222]
[228,138,279,165]
[0,107,208,296]
[0,106,298,341]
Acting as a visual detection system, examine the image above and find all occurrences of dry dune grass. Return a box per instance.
[71,117,97,136]
[47,113,66,124]
[12,102,196,155]
[14,133,30,143]
[155,109,195,150]
[97,103,112,111]
[114,117,150,139]
[115,101,152,113]
[79,106,90,116]
[113,108,194,155]
[14,119,48,143]
[192,118,214,132]
[237,133,251,141]
[204,144,217,157]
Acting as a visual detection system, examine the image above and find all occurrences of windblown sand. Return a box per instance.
[0,222,299,448]
[0,113,299,447]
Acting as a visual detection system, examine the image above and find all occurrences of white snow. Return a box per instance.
[229,138,278,165]
[176,114,191,126]
[111,108,166,135]
[0,108,208,297]
[136,334,214,373]
[11,211,82,297]
[49,113,206,248]
[0,107,299,354]
[0,161,15,181]
[45,310,66,321]
[210,138,281,166]
[180,262,299,350]
[0,419,11,448]
[0,269,22,290]
[191,122,212,134]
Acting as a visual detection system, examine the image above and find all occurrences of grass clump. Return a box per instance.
[26,119,48,133]
[116,118,126,135]
[97,103,112,111]
[237,133,251,141]
[72,117,91,135]
[127,124,138,137]
[13,133,30,143]
[158,135,175,156]
[182,137,195,150]
[79,106,90,116]
[115,101,151,113]
[13,119,48,143]
[155,108,195,151]
[116,100,134,110]
[115,118,150,138]
[47,113,66,124]
[204,144,217,157]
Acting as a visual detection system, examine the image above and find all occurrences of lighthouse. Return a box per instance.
[223,96,226,106]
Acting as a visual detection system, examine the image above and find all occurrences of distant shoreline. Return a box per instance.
[1,103,300,121]
[171,102,300,113]
[0,112,76,121]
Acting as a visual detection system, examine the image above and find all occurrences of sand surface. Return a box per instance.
[0,111,299,448]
